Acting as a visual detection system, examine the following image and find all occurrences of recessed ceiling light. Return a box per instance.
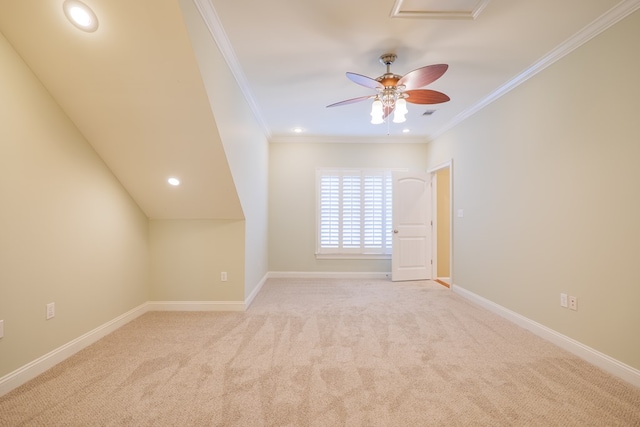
[402,128,410,133]
[63,0,99,32]
[167,177,180,186]
[292,127,304,133]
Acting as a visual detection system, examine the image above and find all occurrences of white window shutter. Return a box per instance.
[319,174,339,248]
[317,169,392,256]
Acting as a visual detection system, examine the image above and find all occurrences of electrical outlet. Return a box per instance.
[221,272,228,282]
[569,296,578,311]
[560,293,568,308]
[46,302,55,320]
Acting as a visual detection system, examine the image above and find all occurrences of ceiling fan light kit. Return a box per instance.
[328,53,450,125]
[392,98,408,123]
[370,99,384,124]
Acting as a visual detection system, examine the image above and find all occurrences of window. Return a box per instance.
[316,168,393,258]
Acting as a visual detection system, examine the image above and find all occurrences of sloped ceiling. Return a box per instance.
[0,0,243,220]
[1,0,637,219]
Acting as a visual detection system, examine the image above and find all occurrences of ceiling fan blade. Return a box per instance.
[326,95,375,108]
[346,72,384,89]
[404,89,450,104]
[398,64,448,90]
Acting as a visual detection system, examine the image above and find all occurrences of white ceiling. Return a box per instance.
[208,0,630,142]
[0,0,636,218]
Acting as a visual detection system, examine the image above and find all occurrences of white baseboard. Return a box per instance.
[0,303,148,397]
[0,277,274,398]
[245,273,269,309]
[268,271,391,279]
[10,278,635,400]
[452,284,640,389]
[0,275,278,397]
[147,301,245,311]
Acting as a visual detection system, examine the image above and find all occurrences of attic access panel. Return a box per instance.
[390,0,490,19]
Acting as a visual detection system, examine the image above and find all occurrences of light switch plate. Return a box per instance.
[0,319,4,339]
[46,302,55,320]
[560,293,568,308]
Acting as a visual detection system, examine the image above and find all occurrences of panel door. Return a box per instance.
[392,171,432,281]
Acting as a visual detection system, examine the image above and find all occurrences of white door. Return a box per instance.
[392,171,432,281]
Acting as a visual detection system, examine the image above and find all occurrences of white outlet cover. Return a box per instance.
[457,209,464,218]
[0,319,4,338]
[569,296,578,311]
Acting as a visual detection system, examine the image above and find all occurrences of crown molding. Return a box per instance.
[192,0,271,138]
[433,0,640,141]
[193,0,639,145]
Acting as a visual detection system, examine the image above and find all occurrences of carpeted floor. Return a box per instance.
[1,278,639,426]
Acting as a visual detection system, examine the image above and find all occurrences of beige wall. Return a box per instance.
[269,142,429,272]
[178,0,269,297]
[436,168,450,277]
[1,1,268,380]
[0,33,149,377]
[149,220,245,301]
[426,10,640,370]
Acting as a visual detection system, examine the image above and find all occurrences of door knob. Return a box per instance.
[393,229,399,234]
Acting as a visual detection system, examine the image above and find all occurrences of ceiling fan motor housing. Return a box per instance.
[377,53,403,88]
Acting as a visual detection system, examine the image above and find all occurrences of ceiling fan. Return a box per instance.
[327,53,450,124]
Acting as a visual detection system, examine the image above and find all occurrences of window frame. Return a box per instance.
[315,168,394,260]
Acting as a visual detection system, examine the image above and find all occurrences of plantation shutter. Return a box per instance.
[317,169,392,256]
[319,174,340,248]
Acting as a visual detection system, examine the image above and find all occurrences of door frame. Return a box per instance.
[428,160,453,287]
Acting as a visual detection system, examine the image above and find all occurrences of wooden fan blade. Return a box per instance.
[326,95,375,108]
[398,64,448,90]
[346,72,384,89]
[404,89,450,104]
[383,105,394,119]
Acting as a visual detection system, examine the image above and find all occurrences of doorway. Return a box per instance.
[429,161,452,287]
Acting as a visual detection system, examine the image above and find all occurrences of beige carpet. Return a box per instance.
[1,278,639,426]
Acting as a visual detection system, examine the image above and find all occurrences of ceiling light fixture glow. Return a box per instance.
[63,0,98,32]
[370,98,384,124]
[392,98,408,123]
[167,177,180,186]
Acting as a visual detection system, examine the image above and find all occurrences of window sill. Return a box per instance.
[315,253,391,260]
